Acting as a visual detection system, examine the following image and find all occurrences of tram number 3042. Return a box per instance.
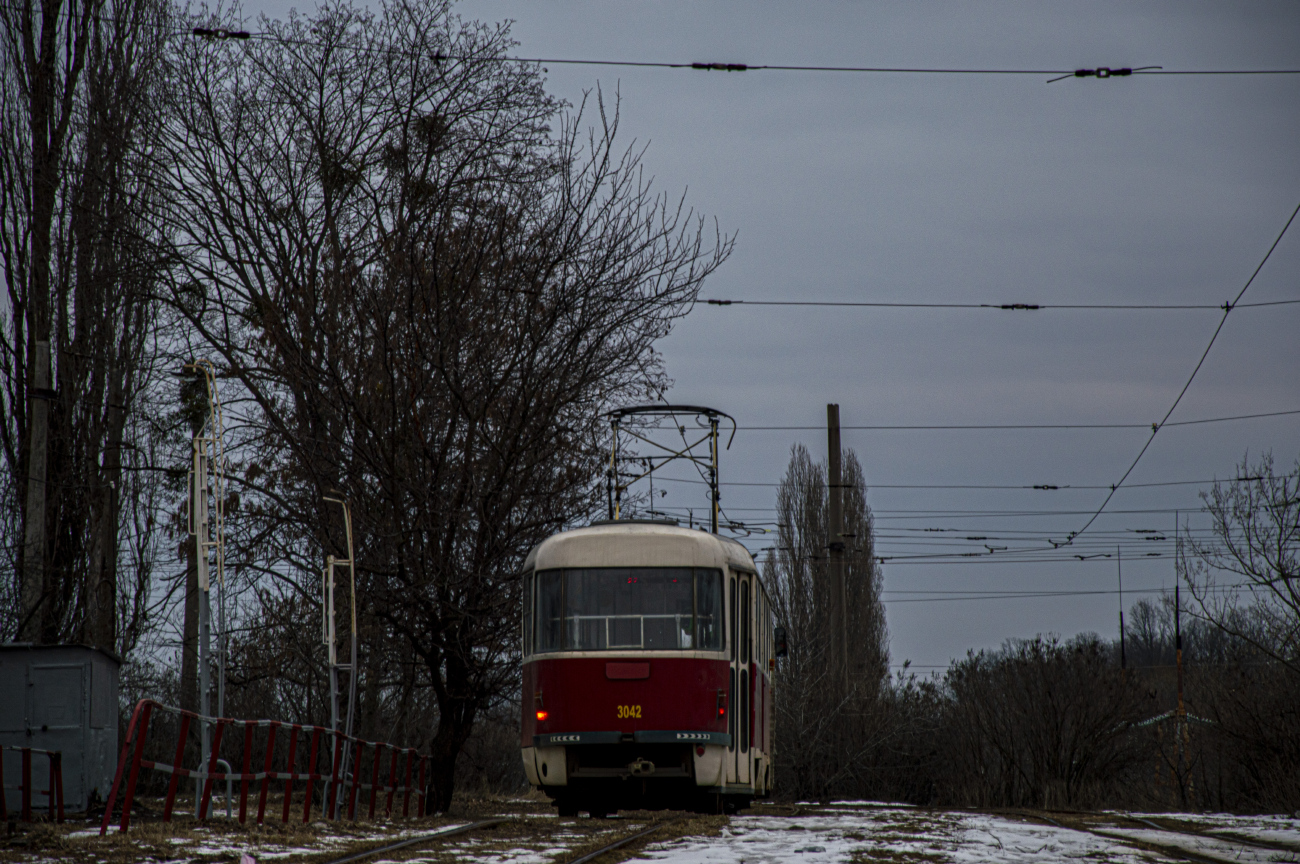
[616,704,642,719]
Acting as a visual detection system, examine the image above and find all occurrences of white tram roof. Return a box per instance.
[524,520,757,575]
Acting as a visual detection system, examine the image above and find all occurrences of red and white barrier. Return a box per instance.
[0,746,64,823]
[100,700,428,834]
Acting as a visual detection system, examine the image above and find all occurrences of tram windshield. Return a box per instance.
[533,567,723,652]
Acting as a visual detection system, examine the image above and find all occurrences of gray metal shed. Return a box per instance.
[0,644,121,814]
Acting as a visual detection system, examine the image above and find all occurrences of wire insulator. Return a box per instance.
[193,27,251,39]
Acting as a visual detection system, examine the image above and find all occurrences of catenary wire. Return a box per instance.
[654,476,1258,491]
[13,7,1299,85]
[703,298,1300,310]
[1068,199,1300,542]
[731,407,1300,431]
[182,39,1300,81]
[876,584,1245,603]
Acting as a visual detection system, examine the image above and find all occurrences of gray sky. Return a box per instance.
[250,0,1300,669]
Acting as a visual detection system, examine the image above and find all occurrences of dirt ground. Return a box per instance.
[0,791,731,864]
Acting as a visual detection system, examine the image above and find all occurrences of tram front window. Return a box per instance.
[534,568,723,652]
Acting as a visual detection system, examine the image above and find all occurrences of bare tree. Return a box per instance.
[764,442,888,800]
[1179,453,1300,809]
[1184,453,1299,674]
[0,0,169,648]
[159,0,730,809]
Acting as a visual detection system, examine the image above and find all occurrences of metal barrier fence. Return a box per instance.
[100,700,428,834]
[0,746,65,823]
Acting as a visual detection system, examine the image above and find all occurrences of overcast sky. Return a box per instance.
[250,0,1300,669]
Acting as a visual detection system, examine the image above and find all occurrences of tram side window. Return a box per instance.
[729,577,737,660]
[764,593,769,661]
[695,569,723,650]
[523,571,533,656]
[741,579,751,665]
[536,570,564,652]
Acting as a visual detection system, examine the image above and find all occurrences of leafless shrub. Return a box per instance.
[936,634,1150,809]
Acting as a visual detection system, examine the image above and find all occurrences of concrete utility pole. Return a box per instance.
[322,496,358,820]
[827,403,847,693]
[192,435,212,817]
[19,340,51,642]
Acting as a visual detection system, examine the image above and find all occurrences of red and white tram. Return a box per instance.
[520,518,775,815]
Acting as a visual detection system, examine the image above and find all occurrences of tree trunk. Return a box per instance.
[18,340,50,642]
[425,653,478,813]
[424,701,476,814]
[85,375,124,650]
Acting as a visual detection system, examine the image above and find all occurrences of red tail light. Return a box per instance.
[536,710,549,721]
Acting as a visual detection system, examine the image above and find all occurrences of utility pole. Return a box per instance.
[1174,510,1186,803]
[609,417,620,520]
[710,415,720,534]
[19,340,51,642]
[322,496,357,820]
[827,403,847,692]
[182,361,226,818]
[192,434,212,817]
[1117,546,1126,675]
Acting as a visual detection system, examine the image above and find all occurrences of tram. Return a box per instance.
[519,518,776,815]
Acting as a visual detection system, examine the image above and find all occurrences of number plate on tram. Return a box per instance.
[616,704,642,719]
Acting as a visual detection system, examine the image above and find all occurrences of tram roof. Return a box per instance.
[524,520,758,575]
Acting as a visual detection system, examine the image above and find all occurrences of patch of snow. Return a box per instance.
[1095,828,1300,864]
[629,809,1180,864]
[826,800,917,808]
[1120,812,1300,850]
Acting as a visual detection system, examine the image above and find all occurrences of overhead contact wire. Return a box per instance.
[1071,199,1300,542]
[703,298,1300,309]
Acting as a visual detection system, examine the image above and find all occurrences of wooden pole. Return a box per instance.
[827,404,846,692]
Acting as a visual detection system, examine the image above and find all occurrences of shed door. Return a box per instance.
[29,664,86,807]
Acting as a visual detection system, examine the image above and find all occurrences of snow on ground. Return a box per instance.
[383,822,636,864]
[15,821,458,864]
[28,805,1300,864]
[630,809,1177,864]
[184,826,448,860]
[1093,828,1300,864]
[1127,812,1300,849]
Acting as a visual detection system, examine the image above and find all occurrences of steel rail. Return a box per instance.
[1122,814,1300,856]
[1017,810,1297,864]
[567,819,677,864]
[317,818,507,864]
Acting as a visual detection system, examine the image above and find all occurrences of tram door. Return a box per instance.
[728,570,752,786]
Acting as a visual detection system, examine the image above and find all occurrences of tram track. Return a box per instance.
[1016,809,1300,864]
[318,819,508,864]
[565,818,677,864]
[1121,813,1300,856]
[312,813,681,864]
